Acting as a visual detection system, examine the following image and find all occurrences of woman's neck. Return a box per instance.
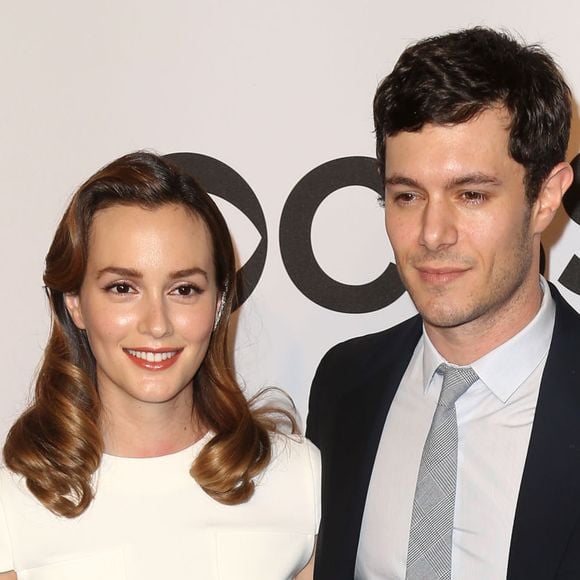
[100,393,204,458]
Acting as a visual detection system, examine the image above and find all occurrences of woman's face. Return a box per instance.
[65,203,219,415]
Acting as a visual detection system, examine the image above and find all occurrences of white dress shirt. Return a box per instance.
[355,279,555,580]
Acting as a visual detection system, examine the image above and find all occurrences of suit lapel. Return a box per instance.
[508,286,580,578]
[320,316,422,578]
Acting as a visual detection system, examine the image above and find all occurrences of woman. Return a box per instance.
[0,152,319,579]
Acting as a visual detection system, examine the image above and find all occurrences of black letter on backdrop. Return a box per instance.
[165,152,267,309]
[559,153,580,294]
[279,157,405,313]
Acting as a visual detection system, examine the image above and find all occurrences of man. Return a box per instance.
[307,28,579,579]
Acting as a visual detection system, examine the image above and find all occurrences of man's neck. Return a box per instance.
[424,280,544,366]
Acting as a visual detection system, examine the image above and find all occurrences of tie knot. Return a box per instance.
[436,363,478,408]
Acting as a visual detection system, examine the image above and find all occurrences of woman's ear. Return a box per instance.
[64,293,86,330]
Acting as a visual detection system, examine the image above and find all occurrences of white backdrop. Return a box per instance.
[1,0,580,443]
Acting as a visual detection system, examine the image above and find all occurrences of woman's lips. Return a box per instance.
[123,348,182,370]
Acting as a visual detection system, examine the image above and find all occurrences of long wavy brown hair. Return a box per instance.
[3,151,297,517]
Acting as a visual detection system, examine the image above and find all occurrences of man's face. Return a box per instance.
[384,107,543,334]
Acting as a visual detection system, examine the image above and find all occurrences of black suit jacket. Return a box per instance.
[306,284,580,579]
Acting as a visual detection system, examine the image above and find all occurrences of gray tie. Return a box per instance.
[406,363,479,580]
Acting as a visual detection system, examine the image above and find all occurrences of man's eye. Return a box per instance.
[462,191,486,203]
[395,192,417,204]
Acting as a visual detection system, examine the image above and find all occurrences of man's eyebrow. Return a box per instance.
[96,266,208,281]
[384,175,422,188]
[384,172,502,189]
[446,173,502,188]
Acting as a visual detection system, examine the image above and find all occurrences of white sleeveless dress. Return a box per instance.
[0,433,320,580]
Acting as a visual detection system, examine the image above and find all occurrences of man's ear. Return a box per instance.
[532,161,574,234]
[64,293,86,330]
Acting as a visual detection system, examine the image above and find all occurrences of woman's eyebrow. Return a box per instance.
[169,268,208,281]
[96,266,141,279]
[96,266,209,281]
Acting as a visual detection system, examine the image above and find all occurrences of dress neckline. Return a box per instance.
[102,431,212,463]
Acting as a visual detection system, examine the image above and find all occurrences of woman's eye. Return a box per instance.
[171,284,201,297]
[107,283,134,294]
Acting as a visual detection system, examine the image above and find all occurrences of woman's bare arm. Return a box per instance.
[0,572,16,579]
[295,538,316,580]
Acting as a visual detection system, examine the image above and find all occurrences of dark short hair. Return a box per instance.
[373,27,572,202]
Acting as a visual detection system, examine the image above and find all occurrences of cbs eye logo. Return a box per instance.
[166,152,580,312]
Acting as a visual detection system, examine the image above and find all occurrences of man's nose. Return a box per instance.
[419,198,458,251]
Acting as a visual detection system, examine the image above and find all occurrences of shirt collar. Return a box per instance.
[422,277,555,403]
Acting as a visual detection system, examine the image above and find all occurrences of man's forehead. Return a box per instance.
[387,106,511,140]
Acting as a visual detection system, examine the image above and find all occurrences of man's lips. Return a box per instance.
[415,267,468,284]
[123,348,183,370]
